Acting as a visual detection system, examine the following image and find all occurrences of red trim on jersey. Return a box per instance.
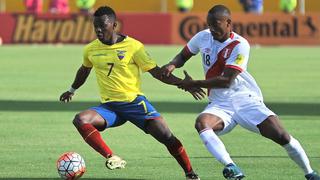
[205,40,240,79]
[230,32,234,39]
[205,40,240,95]
[182,45,195,57]
[225,65,243,72]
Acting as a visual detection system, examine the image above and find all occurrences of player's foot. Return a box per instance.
[222,163,245,180]
[305,171,320,180]
[185,171,200,180]
[105,155,126,170]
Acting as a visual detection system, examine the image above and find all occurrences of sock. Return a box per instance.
[166,138,193,174]
[199,129,234,166]
[283,136,313,175]
[77,124,112,158]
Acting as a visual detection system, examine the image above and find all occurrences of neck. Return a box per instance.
[103,33,118,45]
[217,32,231,43]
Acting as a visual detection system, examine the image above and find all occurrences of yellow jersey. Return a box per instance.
[83,36,157,103]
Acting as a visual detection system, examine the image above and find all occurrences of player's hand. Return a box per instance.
[177,70,195,90]
[177,70,206,100]
[161,63,176,78]
[187,87,206,100]
[59,91,74,103]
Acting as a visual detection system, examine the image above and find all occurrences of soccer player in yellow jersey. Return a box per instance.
[59,6,204,180]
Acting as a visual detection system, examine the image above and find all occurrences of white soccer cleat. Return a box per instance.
[105,155,126,170]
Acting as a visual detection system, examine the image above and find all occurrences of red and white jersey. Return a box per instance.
[186,30,263,104]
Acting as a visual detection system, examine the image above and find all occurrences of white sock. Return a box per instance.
[283,136,313,175]
[199,129,234,166]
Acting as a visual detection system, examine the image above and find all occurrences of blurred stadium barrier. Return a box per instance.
[0,12,319,45]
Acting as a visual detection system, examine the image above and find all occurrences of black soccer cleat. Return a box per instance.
[305,171,320,180]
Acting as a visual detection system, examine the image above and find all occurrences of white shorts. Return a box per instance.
[200,94,276,135]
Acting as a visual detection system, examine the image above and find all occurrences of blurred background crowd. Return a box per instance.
[0,0,313,15]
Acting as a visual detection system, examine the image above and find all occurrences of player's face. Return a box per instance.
[207,13,231,42]
[93,15,116,43]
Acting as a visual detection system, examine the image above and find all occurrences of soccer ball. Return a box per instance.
[57,152,86,180]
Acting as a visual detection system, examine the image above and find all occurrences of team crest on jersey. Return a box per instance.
[116,50,126,60]
[223,48,230,58]
[220,48,232,59]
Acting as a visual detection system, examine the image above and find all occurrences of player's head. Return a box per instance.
[93,6,117,43]
[207,5,232,42]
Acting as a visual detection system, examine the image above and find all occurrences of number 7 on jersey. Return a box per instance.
[106,63,114,76]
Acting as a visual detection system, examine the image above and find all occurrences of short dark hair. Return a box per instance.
[94,6,116,20]
[208,5,231,16]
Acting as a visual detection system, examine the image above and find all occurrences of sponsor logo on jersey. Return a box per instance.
[235,54,245,65]
[204,48,211,54]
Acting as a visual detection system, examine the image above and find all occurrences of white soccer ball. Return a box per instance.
[57,152,86,180]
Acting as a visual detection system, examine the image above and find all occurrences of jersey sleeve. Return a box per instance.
[133,43,157,72]
[186,31,202,55]
[225,41,250,72]
[82,45,93,68]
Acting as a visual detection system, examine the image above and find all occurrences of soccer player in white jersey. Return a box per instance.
[161,4,320,180]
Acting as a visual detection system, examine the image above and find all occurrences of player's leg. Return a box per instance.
[73,109,112,158]
[73,106,126,170]
[257,115,319,179]
[145,118,199,180]
[195,113,233,165]
[195,112,245,179]
[232,94,318,179]
[124,96,199,179]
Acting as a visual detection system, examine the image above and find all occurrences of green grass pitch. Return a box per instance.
[0,45,319,180]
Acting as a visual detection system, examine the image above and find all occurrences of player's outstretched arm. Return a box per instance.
[178,68,241,90]
[59,65,92,103]
[150,66,182,85]
[149,66,206,100]
[161,47,193,78]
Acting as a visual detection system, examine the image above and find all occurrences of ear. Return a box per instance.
[113,22,117,29]
[227,18,232,25]
[227,18,232,28]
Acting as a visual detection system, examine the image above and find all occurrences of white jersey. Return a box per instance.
[187,30,263,105]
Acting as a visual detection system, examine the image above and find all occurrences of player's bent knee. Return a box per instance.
[195,115,210,132]
[72,114,81,128]
[277,132,291,145]
[195,114,224,133]
[145,120,173,144]
[195,114,213,132]
[163,134,178,147]
[195,120,204,132]
[73,113,91,128]
[157,130,174,145]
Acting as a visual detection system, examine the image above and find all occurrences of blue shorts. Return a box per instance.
[90,95,161,132]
